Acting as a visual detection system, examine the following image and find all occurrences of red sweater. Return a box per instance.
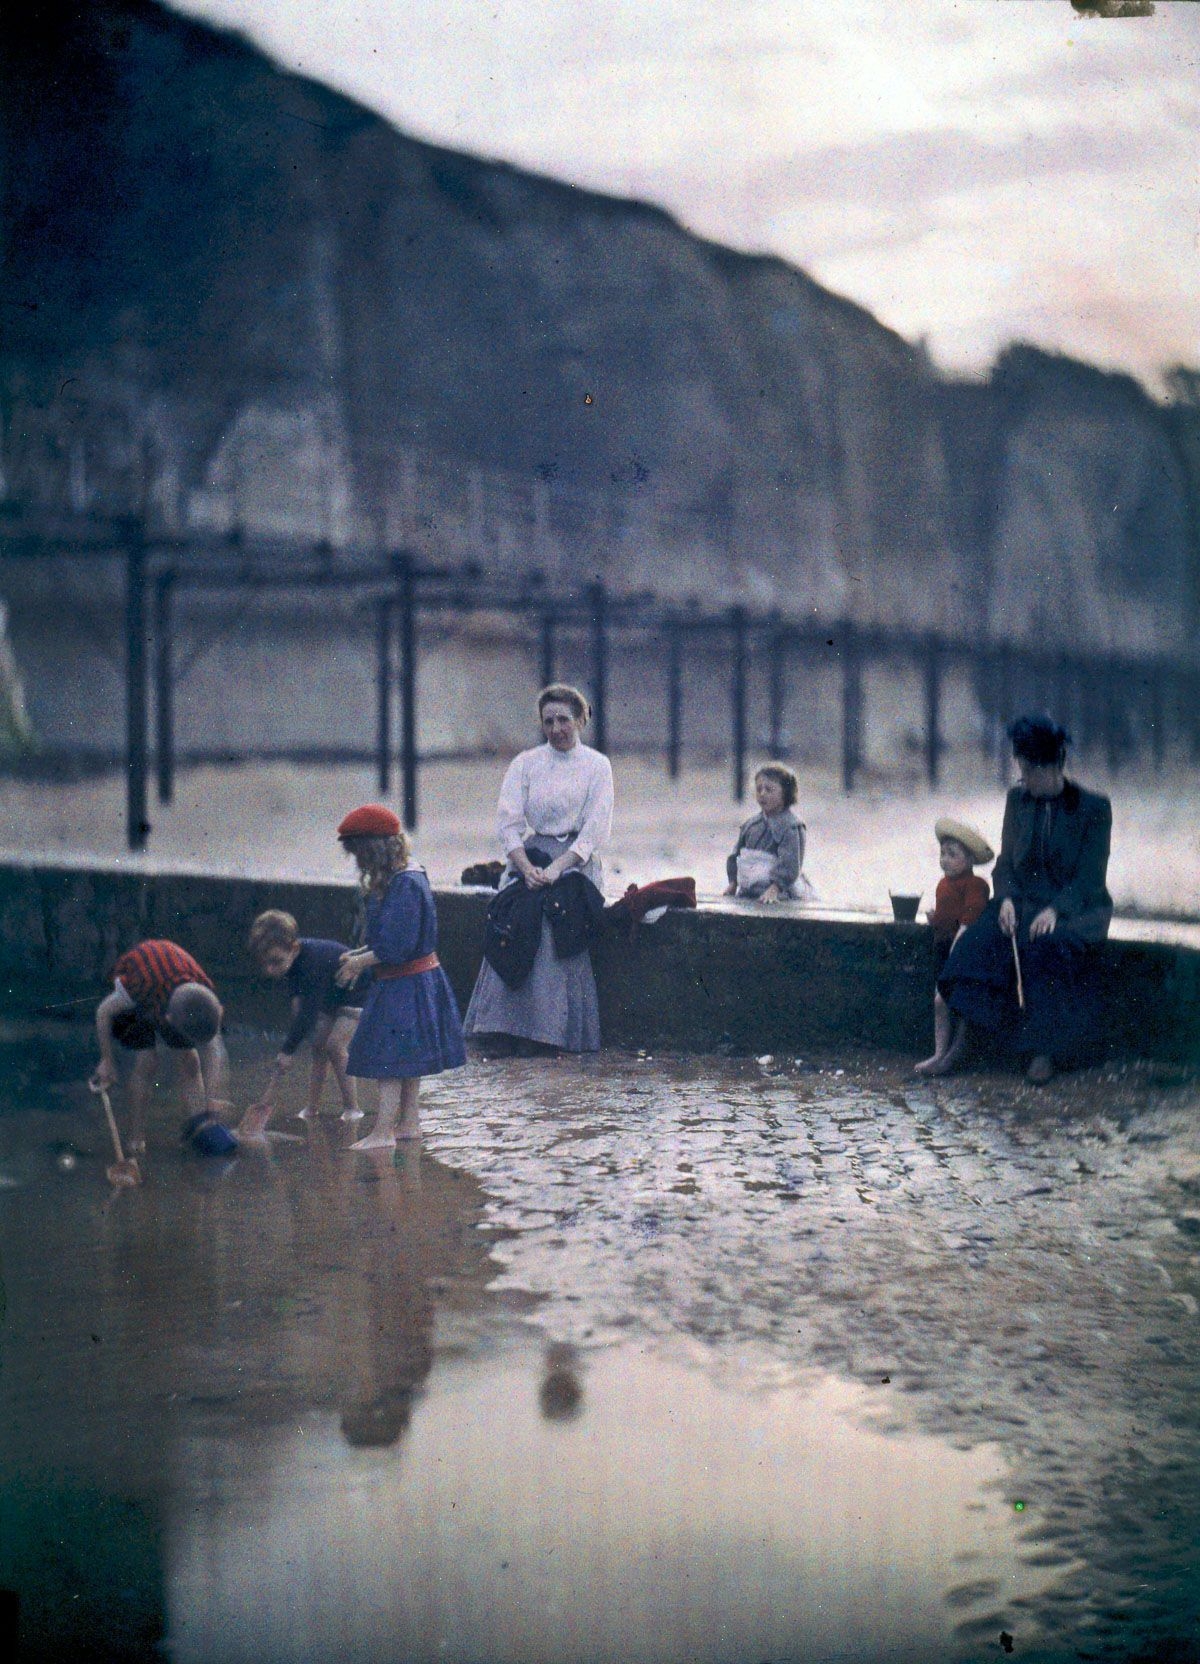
[113,940,214,1022]
[929,873,989,942]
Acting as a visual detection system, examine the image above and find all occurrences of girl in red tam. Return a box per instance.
[334,804,466,1148]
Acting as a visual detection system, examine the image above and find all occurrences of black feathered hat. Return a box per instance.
[1008,713,1070,766]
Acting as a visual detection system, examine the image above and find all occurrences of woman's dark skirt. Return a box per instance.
[937,902,1101,1062]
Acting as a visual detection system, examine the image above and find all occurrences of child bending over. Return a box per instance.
[914,818,993,1077]
[90,939,227,1153]
[724,763,816,905]
[238,910,365,1141]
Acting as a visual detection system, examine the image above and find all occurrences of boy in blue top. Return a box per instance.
[237,910,365,1141]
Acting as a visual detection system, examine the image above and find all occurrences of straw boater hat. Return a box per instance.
[934,817,994,865]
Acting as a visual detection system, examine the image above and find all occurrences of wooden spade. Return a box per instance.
[90,1082,142,1187]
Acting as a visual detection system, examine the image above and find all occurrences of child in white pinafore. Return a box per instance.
[724,763,816,905]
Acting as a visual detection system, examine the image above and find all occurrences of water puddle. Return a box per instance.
[1,1040,1198,1661]
[168,1351,1031,1664]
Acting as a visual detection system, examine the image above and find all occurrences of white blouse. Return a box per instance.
[496,742,614,868]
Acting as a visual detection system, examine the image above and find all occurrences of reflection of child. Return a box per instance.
[237,911,364,1141]
[724,763,815,905]
[914,818,993,1078]
[539,1342,584,1422]
[335,804,466,1149]
[90,940,227,1154]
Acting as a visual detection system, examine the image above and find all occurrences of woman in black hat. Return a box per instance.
[932,715,1112,1084]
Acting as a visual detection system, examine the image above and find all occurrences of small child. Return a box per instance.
[914,817,993,1077]
[90,939,227,1153]
[334,803,466,1149]
[724,762,816,905]
[237,910,365,1142]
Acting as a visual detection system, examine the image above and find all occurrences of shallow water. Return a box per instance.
[1,1037,1199,1662]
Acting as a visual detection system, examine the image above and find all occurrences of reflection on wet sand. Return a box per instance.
[423,1053,1200,1662]
[539,1341,583,1421]
[1,1035,1199,1661]
[169,1350,1033,1664]
[0,1108,501,1660]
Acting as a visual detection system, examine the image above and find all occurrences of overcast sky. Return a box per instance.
[170,0,1200,391]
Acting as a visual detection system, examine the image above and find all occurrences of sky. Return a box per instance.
[169,0,1200,391]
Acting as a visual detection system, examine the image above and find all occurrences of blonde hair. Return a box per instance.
[755,761,798,809]
[537,683,590,724]
[341,831,411,896]
[248,909,299,959]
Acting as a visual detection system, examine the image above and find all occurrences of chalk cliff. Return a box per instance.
[2,0,1195,658]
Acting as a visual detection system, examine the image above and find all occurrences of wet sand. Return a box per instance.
[1,1032,1198,1661]
[1,755,1197,922]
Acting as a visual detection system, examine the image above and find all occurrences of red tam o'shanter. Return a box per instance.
[337,804,402,839]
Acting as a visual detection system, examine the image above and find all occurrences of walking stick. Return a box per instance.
[1010,932,1025,1011]
[89,1081,142,1187]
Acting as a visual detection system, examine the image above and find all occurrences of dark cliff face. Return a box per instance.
[1,0,1194,655]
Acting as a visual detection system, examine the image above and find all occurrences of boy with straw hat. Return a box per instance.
[914,818,993,1077]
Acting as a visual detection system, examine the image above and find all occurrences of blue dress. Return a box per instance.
[346,868,466,1081]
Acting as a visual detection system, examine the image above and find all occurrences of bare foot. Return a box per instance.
[1026,1054,1055,1085]
[340,1107,364,1121]
[237,1106,272,1142]
[350,1130,397,1151]
[914,1052,962,1078]
[106,1158,142,1188]
[916,1026,969,1078]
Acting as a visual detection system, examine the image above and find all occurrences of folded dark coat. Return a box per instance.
[483,856,605,990]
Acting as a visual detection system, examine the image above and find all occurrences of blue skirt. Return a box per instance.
[938,903,1101,1062]
[347,967,466,1081]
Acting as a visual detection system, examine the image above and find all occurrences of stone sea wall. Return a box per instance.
[0,860,1195,1063]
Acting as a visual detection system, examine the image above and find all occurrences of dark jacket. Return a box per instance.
[281,937,361,1055]
[483,852,604,990]
[991,779,1113,943]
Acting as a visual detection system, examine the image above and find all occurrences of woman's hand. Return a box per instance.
[998,898,1017,938]
[1028,906,1057,940]
[759,883,782,906]
[510,849,545,887]
[517,852,580,887]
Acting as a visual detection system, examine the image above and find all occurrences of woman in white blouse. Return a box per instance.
[464,684,614,1053]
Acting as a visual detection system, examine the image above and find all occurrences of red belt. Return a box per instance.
[375,952,440,980]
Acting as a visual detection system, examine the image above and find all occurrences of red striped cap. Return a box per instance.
[337,803,401,839]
